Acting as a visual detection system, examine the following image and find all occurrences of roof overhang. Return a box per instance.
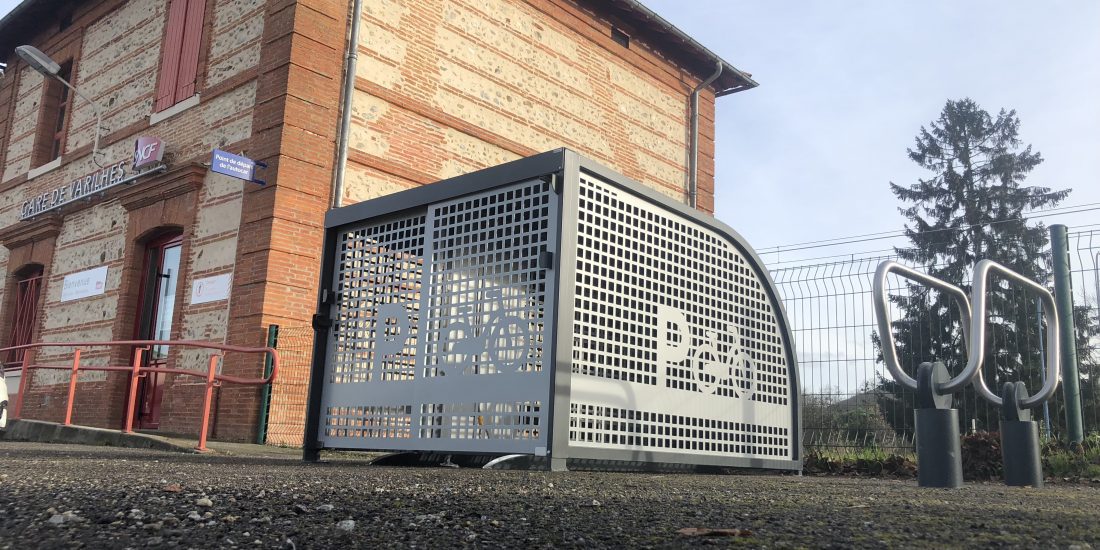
[0,0,68,62]
[580,0,758,95]
[0,0,758,93]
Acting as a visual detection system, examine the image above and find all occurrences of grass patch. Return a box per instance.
[1043,435,1100,480]
[803,447,916,478]
[806,432,1100,481]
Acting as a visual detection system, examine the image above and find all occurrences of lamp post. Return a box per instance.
[15,45,104,167]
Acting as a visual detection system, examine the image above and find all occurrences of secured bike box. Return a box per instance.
[304,149,800,471]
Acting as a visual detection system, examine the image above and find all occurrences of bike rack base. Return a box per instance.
[1001,382,1043,487]
[913,362,963,488]
[915,407,963,488]
[1001,420,1043,487]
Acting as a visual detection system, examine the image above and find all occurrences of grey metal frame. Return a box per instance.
[304,149,800,471]
[306,151,567,461]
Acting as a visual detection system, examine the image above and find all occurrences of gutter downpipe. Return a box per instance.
[331,0,364,209]
[689,60,723,209]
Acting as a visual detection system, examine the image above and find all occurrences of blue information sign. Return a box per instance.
[211,149,265,184]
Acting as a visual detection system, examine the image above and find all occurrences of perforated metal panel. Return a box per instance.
[308,150,799,470]
[566,173,793,462]
[318,179,557,454]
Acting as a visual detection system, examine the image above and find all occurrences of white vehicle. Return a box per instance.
[0,367,10,429]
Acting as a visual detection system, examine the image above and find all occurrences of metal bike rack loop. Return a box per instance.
[876,259,1061,488]
[968,260,1060,487]
[874,261,975,488]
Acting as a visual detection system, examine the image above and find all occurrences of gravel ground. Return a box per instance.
[1,442,1098,549]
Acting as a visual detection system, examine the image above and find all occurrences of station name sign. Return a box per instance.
[19,137,167,221]
[20,160,129,220]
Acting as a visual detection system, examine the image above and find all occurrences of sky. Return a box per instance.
[639,0,1100,265]
[1,1,1097,265]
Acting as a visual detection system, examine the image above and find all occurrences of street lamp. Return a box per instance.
[15,45,104,167]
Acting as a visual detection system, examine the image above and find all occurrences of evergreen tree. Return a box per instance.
[878,98,1070,433]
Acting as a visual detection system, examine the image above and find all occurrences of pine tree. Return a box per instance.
[878,98,1070,433]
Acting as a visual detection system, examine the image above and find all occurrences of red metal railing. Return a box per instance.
[1,340,278,452]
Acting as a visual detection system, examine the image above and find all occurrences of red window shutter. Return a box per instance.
[154,0,189,112]
[174,0,206,100]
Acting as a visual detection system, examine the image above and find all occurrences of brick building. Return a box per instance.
[0,0,756,444]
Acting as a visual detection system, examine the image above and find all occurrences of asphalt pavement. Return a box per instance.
[1,441,1098,549]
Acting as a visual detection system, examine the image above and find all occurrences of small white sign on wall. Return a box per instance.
[60,266,109,302]
[191,273,233,305]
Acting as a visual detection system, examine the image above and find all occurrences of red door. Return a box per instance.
[133,233,183,430]
[4,266,44,408]
[5,266,44,367]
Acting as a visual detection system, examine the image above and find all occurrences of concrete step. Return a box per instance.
[0,419,192,453]
[0,419,363,460]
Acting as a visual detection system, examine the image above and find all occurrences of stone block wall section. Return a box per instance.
[2,64,47,182]
[343,0,718,212]
[218,0,344,442]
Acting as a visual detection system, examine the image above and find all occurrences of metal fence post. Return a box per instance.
[197,354,221,453]
[123,348,145,434]
[63,349,82,426]
[1036,298,1052,438]
[1050,224,1084,446]
[256,324,278,445]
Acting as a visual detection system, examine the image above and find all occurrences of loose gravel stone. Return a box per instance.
[2,442,1099,549]
[195,497,213,508]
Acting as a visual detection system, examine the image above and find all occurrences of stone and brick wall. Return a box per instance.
[213,0,346,443]
[3,64,47,182]
[0,0,266,436]
[343,0,718,211]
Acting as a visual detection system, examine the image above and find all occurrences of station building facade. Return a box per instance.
[0,0,756,444]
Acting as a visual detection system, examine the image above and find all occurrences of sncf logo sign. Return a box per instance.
[19,136,168,221]
[133,136,165,169]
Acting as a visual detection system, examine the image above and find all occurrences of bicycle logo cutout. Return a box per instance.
[370,288,537,375]
[659,306,756,398]
[440,288,535,374]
